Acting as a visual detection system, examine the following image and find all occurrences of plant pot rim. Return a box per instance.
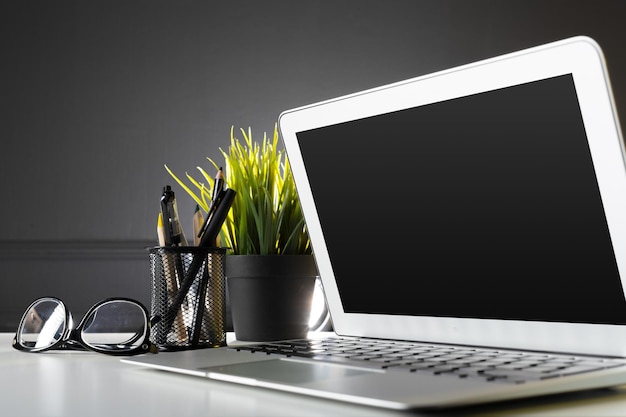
[224,254,318,278]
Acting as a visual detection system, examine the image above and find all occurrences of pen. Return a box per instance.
[160,185,188,246]
[159,186,191,336]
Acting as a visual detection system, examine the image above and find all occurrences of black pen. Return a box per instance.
[160,185,188,246]
[159,185,190,339]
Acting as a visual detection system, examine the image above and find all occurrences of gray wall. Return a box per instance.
[2,0,625,330]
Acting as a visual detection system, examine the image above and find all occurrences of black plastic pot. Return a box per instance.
[225,255,317,342]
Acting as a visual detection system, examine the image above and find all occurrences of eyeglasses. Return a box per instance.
[13,297,158,356]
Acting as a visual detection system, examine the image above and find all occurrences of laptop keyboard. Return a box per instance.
[230,336,626,384]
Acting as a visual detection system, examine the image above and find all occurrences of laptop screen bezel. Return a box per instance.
[279,36,626,357]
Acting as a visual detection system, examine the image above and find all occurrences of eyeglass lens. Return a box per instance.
[19,299,66,349]
[81,300,147,351]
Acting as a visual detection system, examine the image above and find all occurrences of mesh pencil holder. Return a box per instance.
[148,246,227,350]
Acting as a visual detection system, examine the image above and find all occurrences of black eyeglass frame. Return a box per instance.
[13,296,158,356]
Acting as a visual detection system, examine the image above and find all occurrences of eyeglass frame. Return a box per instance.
[12,296,158,356]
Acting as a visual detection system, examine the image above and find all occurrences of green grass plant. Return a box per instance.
[165,125,311,255]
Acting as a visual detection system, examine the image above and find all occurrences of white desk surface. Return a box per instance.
[3,333,626,417]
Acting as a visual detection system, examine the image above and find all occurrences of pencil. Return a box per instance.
[211,167,224,204]
[192,204,203,246]
[198,167,225,239]
[157,212,167,246]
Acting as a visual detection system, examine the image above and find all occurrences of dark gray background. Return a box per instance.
[1,0,625,330]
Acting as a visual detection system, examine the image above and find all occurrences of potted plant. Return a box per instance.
[166,125,318,341]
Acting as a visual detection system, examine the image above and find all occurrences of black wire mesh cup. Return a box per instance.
[148,246,227,350]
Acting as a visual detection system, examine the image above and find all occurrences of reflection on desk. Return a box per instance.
[1,333,626,417]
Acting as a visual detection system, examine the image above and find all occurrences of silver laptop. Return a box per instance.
[123,36,626,410]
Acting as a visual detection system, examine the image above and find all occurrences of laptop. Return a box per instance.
[123,36,626,410]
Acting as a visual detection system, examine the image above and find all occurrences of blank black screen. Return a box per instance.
[296,74,626,324]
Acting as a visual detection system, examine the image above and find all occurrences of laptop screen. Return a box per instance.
[296,74,626,325]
